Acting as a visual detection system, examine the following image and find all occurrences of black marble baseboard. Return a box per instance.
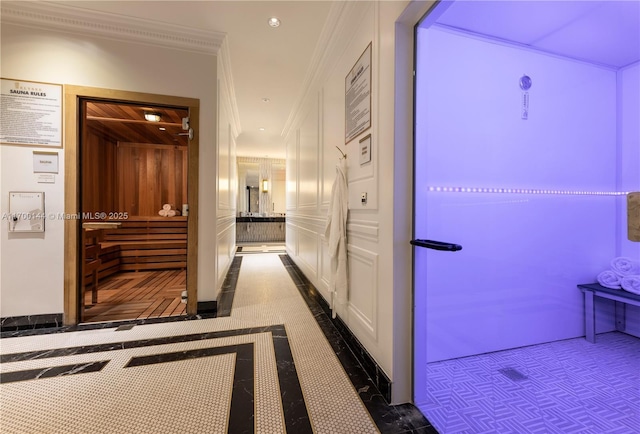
[278,254,437,434]
[217,256,242,316]
[197,301,217,315]
[1,313,63,332]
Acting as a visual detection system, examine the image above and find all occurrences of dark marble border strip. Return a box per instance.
[0,314,215,339]
[279,254,437,434]
[270,324,313,432]
[217,256,243,317]
[127,344,255,434]
[2,325,282,363]
[1,361,109,384]
[1,313,63,333]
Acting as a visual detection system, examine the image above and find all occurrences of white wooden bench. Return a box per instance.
[578,283,640,343]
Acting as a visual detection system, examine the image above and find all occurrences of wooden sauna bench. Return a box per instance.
[94,217,187,278]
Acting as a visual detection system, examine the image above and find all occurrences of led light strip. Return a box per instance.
[426,186,628,196]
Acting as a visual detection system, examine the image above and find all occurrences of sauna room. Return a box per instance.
[80,100,190,323]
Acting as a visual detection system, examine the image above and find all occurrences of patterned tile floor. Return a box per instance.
[1,253,378,434]
[418,332,640,433]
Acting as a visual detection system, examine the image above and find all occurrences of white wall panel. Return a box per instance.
[286,223,298,256]
[286,133,299,210]
[216,215,235,288]
[298,100,320,209]
[218,105,231,210]
[297,225,319,278]
[320,239,332,298]
[347,244,378,339]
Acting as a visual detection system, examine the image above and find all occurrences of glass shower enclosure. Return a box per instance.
[412,1,640,432]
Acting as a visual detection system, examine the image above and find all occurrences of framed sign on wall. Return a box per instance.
[1,78,63,148]
[345,43,372,145]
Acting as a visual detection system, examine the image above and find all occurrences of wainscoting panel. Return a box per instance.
[286,133,299,211]
[348,177,378,211]
[217,214,236,290]
[297,225,319,279]
[319,240,332,299]
[347,219,379,243]
[347,244,378,340]
[286,222,298,257]
[298,99,320,210]
[218,115,231,211]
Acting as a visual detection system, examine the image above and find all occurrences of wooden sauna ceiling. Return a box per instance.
[85,101,189,146]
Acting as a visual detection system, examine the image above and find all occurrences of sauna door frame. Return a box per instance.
[63,85,200,324]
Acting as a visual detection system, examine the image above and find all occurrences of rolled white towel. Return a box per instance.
[167,209,181,217]
[621,275,640,295]
[158,209,169,217]
[610,257,640,277]
[162,204,172,211]
[597,270,622,289]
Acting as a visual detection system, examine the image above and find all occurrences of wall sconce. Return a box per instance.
[262,179,269,192]
[144,112,161,122]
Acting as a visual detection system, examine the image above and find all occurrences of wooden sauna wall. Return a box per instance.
[83,129,117,215]
[117,142,188,216]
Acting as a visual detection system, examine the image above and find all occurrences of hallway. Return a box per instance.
[0,252,433,434]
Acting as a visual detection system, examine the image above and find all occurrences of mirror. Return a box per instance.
[237,159,286,216]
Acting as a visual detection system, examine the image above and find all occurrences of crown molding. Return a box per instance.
[0,1,226,55]
[218,38,242,139]
[281,1,370,139]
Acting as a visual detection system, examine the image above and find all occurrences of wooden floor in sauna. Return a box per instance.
[82,269,186,323]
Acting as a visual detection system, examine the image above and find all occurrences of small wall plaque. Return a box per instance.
[359,134,371,165]
[33,151,59,173]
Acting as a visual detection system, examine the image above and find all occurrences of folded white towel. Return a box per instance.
[610,257,640,277]
[597,270,622,289]
[621,275,640,295]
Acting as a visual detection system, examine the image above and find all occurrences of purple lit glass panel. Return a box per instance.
[412,19,634,408]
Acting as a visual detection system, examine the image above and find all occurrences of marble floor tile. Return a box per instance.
[1,253,378,434]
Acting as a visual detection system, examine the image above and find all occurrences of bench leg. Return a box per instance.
[584,290,595,343]
[615,301,626,332]
[91,271,99,305]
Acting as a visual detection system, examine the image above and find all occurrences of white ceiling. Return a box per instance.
[430,0,640,69]
[51,0,333,159]
[9,1,637,159]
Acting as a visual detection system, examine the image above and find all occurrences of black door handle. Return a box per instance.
[410,239,462,251]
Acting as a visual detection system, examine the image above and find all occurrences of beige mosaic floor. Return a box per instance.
[0,253,378,434]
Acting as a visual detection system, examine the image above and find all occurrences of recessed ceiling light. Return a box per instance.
[268,17,280,28]
[144,112,161,122]
[262,98,270,103]
[259,127,266,131]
